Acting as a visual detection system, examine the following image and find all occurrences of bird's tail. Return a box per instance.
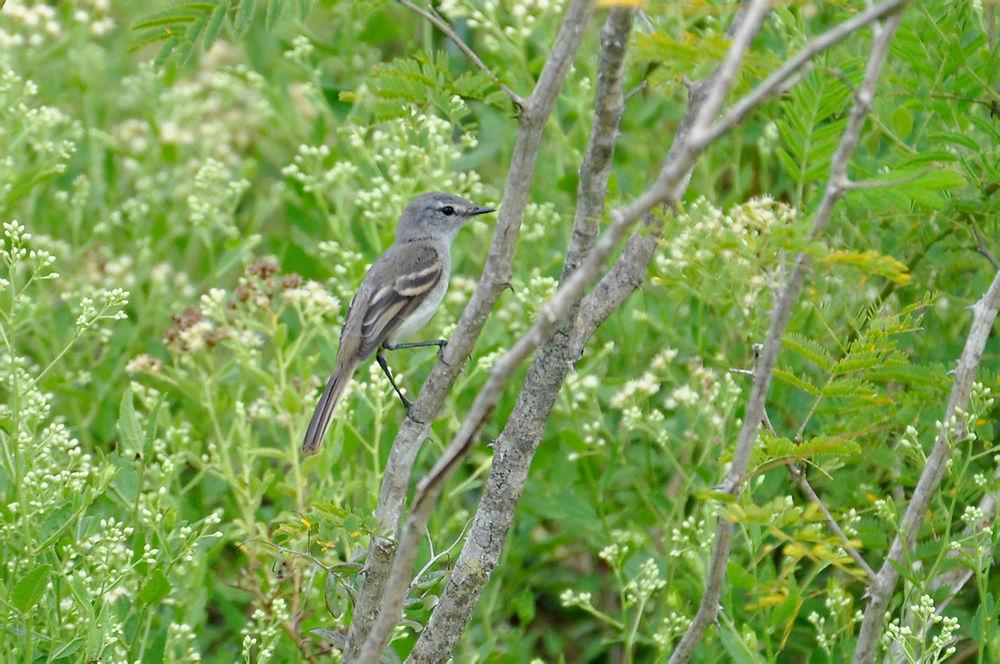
[301,359,356,455]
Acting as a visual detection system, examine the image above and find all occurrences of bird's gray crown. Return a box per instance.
[395,192,494,243]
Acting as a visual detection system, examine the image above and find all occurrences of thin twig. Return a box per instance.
[970,219,1000,270]
[853,269,1000,663]
[748,371,877,583]
[693,0,907,148]
[670,7,908,663]
[842,167,939,190]
[625,79,648,102]
[572,0,908,351]
[396,0,526,108]
[787,465,878,582]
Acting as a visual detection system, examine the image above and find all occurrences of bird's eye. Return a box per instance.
[440,205,455,216]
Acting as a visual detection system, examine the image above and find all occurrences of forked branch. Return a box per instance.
[396,0,526,108]
[669,7,907,662]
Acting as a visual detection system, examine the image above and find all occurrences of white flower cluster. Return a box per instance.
[521,201,563,243]
[1,69,81,192]
[0,0,114,49]
[167,622,203,662]
[241,598,290,664]
[1,220,58,283]
[882,595,960,663]
[437,0,566,43]
[283,279,340,321]
[559,588,592,609]
[285,35,315,62]
[345,103,486,222]
[653,196,796,318]
[282,143,359,195]
[653,611,692,651]
[70,286,129,345]
[496,268,559,336]
[667,513,712,559]
[186,158,250,237]
[609,348,740,442]
[807,610,833,655]
[624,558,666,605]
[113,62,272,173]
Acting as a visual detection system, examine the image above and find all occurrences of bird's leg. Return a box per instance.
[376,350,412,412]
[383,339,448,362]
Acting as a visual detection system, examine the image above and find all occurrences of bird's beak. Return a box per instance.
[468,205,495,216]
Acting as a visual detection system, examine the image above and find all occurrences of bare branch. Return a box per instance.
[572,0,909,353]
[396,0,526,108]
[787,464,878,582]
[343,0,595,658]
[754,383,876,583]
[410,8,638,660]
[970,219,1000,270]
[853,269,1000,663]
[625,78,648,102]
[670,9,907,663]
[697,0,908,148]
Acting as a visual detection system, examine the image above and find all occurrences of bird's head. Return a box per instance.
[395,192,494,242]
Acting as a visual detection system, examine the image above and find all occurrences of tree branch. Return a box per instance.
[970,219,1000,270]
[852,268,1000,663]
[353,1,775,661]
[396,0,526,108]
[669,8,907,663]
[696,0,908,148]
[409,8,637,660]
[787,464,878,582]
[571,0,909,354]
[342,0,595,658]
[753,385,877,583]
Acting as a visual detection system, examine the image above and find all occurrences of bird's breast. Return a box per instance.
[387,276,449,344]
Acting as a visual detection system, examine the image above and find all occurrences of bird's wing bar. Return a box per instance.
[357,244,443,359]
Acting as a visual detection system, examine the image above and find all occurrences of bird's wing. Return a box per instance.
[355,243,444,360]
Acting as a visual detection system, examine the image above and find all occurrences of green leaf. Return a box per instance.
[203,1,227,49]
[718,619,762,664]
[138,568,172,605]
[143,629,168,664]
[265,0,283,30]
[12,564,51,613]
[782,334,834,372]
[118,387,145,454]
[822,377,877,398]
[795,437,861,459]
[773,369,820,396]
[133,14,198,31]
[890,106,913,139]
[234,0,256,36]
[38,503,77,547]
[111,455,141,504]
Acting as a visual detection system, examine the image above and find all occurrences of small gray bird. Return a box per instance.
[301,192,494,455]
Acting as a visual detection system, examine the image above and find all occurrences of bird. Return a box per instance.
[300,192,494,455]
